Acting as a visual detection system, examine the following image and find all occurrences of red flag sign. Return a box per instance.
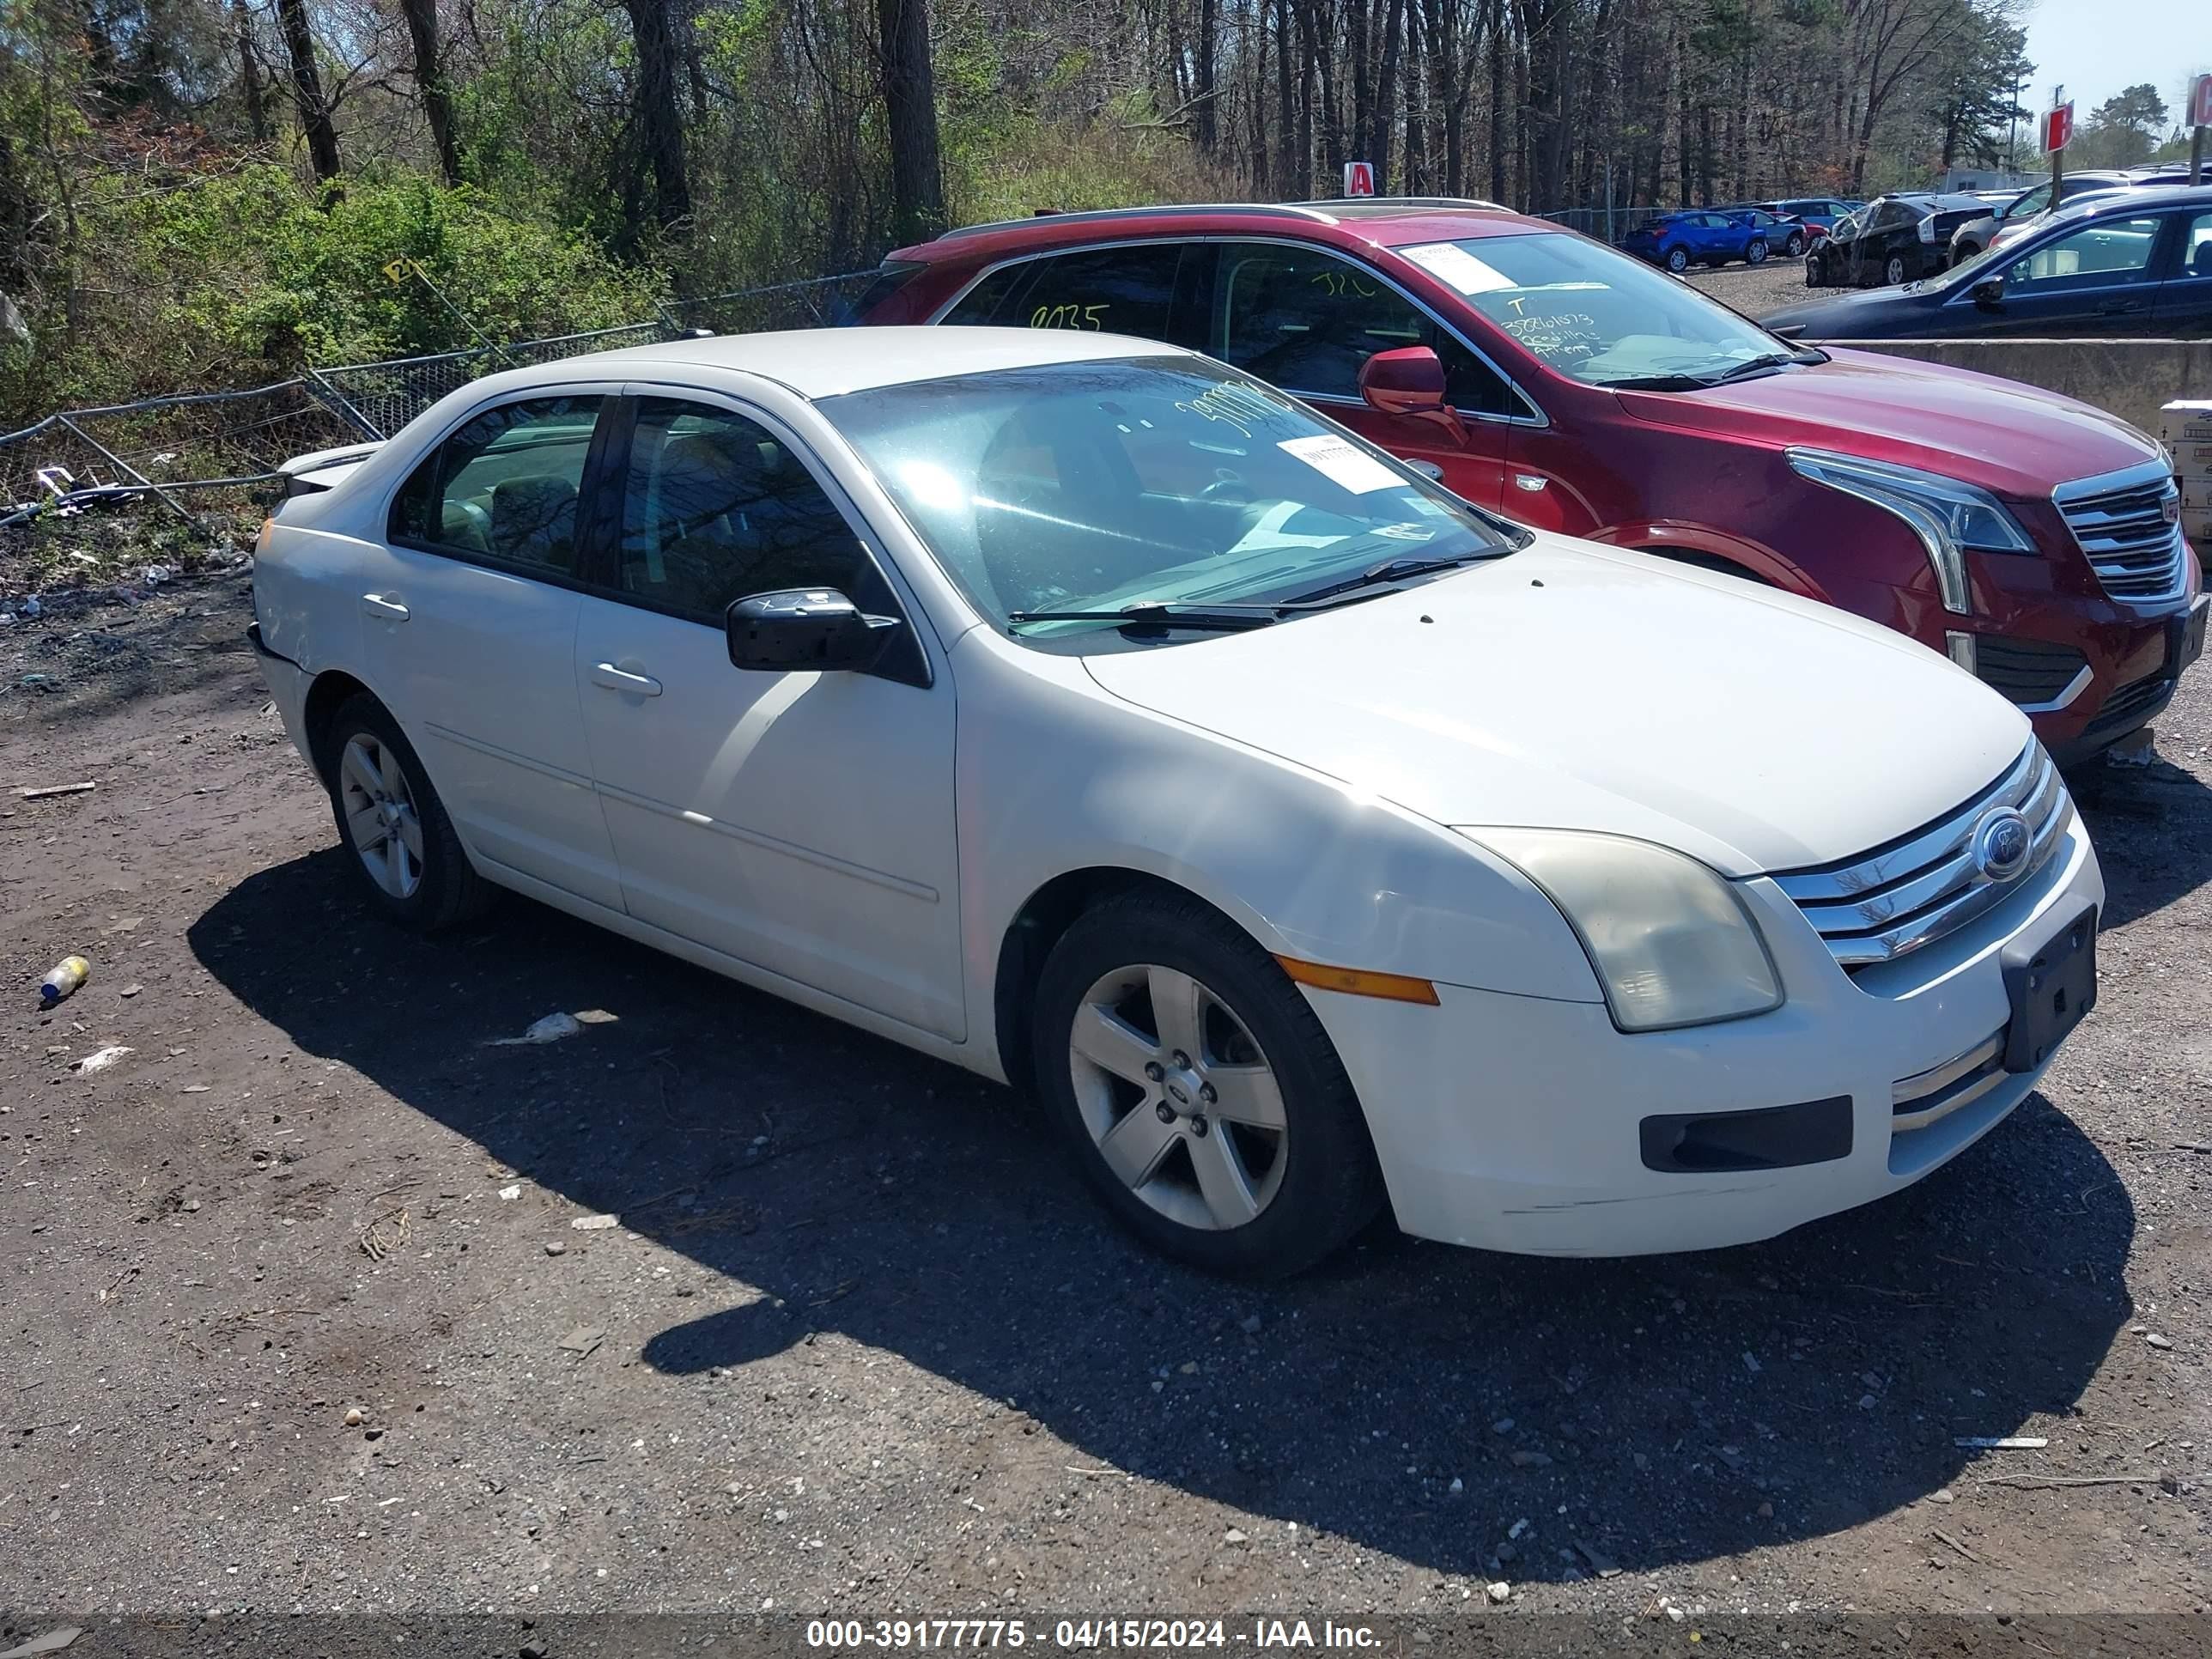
[2191,74,2212,130]
[1343,161,1376,198]
[2041,101,2075,155]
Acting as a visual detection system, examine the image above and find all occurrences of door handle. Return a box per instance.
[360,593,410,623]
[591,662,663,696]
[2099,299,2144,314]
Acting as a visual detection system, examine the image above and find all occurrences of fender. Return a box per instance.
[1583,519,1830,601]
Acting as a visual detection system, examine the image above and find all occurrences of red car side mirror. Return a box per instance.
[1358,347,1468,445]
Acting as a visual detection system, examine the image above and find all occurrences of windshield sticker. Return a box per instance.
[1401,242,1516,295]
[1277,434,1403,495]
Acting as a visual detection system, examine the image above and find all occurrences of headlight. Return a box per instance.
[1468,830,1783,1033]
[1786,448,2033,616]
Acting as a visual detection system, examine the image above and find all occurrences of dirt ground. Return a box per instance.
[1686,258,1816,319]
[0,568,2208,1633]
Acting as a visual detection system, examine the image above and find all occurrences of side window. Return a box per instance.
[1212,246,1516,415]
[2009,183,2051,218]
[939,262,1033,325]
[1006,243,1185,337]
[615,398,879,622]
[389,395,602,574]
[2182,212,2212,280]
[2006,217,2164,292]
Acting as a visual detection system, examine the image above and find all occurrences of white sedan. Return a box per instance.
[250,326,2101,1275]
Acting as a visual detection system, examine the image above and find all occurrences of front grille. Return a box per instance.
[1773,744,2069,969]
[2082,671,2173,739]
[1973,636,2087,707]
[1892,1032,2007,1132]
[2053,462,2189,605]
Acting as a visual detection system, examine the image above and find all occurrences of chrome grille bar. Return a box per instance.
[1773,744,2069,968]
[2053,460,2188,605]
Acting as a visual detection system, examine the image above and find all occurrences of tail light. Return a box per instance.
[1917,216,1937,244]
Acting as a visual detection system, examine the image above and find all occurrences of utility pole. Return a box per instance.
[2005,68,2023,173]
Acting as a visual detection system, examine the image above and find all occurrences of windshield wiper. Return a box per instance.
[1006,601,1280,632]
[1280,551,1502,606]
[1700,351,1815,386]
[1599,373,1711,391]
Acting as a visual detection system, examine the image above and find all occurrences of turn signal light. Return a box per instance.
[1274,955,1440,1006]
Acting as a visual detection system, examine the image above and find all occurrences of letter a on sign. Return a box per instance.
[1344,161,1376,198]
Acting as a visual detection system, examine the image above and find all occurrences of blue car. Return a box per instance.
[1620,210,1779,273]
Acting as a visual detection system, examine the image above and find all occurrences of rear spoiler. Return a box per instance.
[278,441,385,498]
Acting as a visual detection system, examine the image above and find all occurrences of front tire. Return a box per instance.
[1031,892,1385,1278]
[324,694,492,933]
[1804,254,1826,288]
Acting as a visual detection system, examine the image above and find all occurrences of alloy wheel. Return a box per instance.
[1886,256,1906,285]
[1067,963,1288,1232]
[337,732,426,900]
[1747,239,1768,264]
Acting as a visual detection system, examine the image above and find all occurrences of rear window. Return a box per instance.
[837,261,927,325]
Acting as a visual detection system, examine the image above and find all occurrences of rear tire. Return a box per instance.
[1746,238,1770,264]
[1885,254,1908,286]
[1665,246,1689,274]
[1031,891,1386,1278]
[323,694,493,933]
[1784,232,1806,257]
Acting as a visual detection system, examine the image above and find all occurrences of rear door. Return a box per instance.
[2152,208,2212,338]
[1192,240,1521,508]
[357,387,624,909]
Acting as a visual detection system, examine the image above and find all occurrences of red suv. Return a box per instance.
[853,199,2206,763]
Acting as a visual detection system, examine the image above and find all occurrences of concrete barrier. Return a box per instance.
[1824,337,2209,439]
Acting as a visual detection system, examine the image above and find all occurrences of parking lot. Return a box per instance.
[2,565,2207,1624]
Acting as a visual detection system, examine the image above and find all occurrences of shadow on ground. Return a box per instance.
[191,849,2133,1584]
[2070,754,2212,928]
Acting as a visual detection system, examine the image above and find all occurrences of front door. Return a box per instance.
[2152,209,2212,338]
[1974,213,2171,336]
[1195,241,1516,510]
[571,393,964,1041]
[356,389,625,909]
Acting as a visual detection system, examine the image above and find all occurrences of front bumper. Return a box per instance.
[1309,811,2103,1257]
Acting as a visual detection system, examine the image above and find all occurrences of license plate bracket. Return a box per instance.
[2000,899,2097,1073]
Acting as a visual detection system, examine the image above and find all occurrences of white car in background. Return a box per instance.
[250,327,2102,1276]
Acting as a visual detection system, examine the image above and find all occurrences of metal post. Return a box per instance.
[58,416,198,529]
[303,366,388,441]
[2194,124,2205,188]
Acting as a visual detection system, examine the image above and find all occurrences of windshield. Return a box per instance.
[1396,232,1798,387]
[820,357,1519,643]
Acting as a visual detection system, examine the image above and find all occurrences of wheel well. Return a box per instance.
[1646,547,1775,587]
[992,867,1243,1088]
[301,670,373,785]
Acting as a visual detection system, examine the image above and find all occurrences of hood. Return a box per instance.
[1082,538,2029,877]
[1613,349,2160,499]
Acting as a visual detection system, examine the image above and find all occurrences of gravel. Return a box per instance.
[0,572,2205,1619]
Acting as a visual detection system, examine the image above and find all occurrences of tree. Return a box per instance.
[617,0,692,242]
[877,0,945,245]
[2079,82,2167,167]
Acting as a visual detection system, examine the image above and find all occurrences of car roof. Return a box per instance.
[2066,182,2212,218]
[547,325,1194,399]
[892,198,1556,264]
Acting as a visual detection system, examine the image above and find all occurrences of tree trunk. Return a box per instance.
[398,0,462,185]
[1486,0,1507,202]
[622,0,693,238]
[1372,0,1404,190]
[275,0,342,183]
[1194,0,1219,150]
[232,0,269,144]
[877,0,945,244]
[1275,0,1297,194]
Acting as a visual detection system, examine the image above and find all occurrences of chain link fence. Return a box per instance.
[3,269,883,532]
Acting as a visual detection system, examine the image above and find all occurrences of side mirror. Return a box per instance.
[1358,347,1468,446]
[1972,278,2005,311]
[726,587,899,673]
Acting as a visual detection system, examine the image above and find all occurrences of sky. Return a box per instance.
[2022,0,2209,130]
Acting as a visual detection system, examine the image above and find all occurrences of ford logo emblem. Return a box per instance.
[1972,806,2033,883]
